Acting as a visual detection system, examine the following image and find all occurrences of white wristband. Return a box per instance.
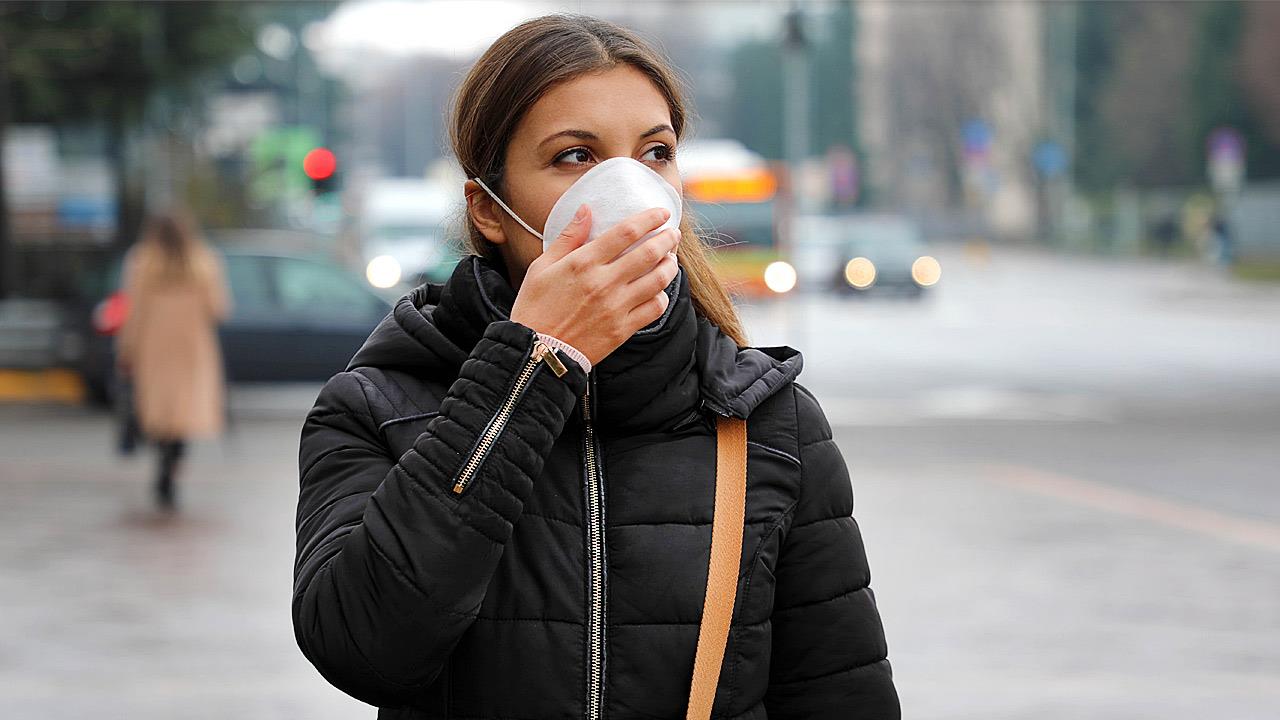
[536,332,592,374]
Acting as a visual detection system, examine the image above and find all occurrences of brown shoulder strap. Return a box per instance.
[686,415,748,719]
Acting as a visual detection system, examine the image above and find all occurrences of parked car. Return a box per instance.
[0,299,83,370]
[79,247,393,405]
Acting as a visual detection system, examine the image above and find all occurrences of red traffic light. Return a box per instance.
[303,147,337,181]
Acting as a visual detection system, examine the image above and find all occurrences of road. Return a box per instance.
[753,246,1280,717]
[1,246,1277,718]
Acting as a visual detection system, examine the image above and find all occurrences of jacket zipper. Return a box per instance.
[583,373,607,719]
[451,336,568,495]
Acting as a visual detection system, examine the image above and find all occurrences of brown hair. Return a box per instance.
[448,13,748,346]
[134,209,206,287]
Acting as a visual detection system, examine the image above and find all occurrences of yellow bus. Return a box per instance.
[680,140,795,299]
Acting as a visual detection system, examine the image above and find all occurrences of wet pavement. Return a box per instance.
[0,410,360,719]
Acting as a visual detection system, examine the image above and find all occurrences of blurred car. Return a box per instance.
[79,247,393,405]
[407,243,464,287]
[799,213,941,297]
[355,178,461,291]
[0,299,83,370]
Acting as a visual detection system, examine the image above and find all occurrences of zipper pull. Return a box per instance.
[532,337,568,377]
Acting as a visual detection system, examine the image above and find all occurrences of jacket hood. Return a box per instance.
[348,254,803,433]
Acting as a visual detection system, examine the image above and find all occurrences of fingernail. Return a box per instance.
[572,204,588,223]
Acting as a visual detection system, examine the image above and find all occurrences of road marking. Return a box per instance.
[986,463,1280,553]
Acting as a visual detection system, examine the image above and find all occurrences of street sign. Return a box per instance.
[1033,140,1068,178]
[1207,126,1245,194]
[962,119,993,161]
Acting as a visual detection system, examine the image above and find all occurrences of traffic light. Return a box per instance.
[304,147,339,194]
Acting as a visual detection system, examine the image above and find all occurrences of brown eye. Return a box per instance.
[555,147,592,166]
[641,144,674,164]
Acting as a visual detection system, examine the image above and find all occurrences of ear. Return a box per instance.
[464,179,509,246]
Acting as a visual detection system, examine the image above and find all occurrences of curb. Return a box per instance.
[0,369,85,404]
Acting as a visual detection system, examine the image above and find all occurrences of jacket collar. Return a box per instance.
[347,254,803,435]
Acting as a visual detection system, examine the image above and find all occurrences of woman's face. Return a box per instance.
[466,64,682,289]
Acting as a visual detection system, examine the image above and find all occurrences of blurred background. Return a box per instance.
[1,1,1278,718]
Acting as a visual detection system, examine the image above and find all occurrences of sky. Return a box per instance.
[309,0,785,77]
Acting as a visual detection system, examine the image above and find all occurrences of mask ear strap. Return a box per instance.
[471,177,545,241]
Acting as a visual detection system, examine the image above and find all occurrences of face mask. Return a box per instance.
[472,156,682,257]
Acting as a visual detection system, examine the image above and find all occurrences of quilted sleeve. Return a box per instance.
[292,319,586,707]
[762,382,900,718]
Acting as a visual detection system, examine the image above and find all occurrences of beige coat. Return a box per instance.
[116,241,231,440]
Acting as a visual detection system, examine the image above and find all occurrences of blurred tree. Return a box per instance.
[811,2,859,162]
[1191,1,1280,182]
[1072,0,1280,193]
[1071,0,1128,193]
[1099,1,1198,187]
[727,38,782,159]
[864,1,1015,210]
[0,30,12,298]
[725,1,858,163]
[1239,1,1280,155]
[0,1,251,296]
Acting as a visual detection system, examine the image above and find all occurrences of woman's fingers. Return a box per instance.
[577,207,670,266]
[623,279,672,328]
[620,251,679,318]
[609,227,680,284]
[541,204,592,263]
[514,207,680,367]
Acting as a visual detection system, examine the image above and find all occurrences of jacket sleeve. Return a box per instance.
[763,382,900,718]
[292,319,587,707]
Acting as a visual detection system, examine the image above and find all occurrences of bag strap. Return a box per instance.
[686,415,748,719]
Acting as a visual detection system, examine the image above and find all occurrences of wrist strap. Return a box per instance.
[535,332,591,374]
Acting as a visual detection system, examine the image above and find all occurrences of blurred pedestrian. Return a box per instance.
[116,210,230,510]
[1210,211,1234,266]
[1152,214,1179,257]
[292,14,898,719]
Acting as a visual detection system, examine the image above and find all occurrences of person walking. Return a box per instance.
[116,210,230,510]
[293,14,899,718]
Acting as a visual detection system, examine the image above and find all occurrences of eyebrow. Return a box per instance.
[538,124,675,149]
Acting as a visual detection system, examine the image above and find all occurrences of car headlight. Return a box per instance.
[763,261,797,293]
[911,255,941,287]
[366,255,402,289]
[844,257,876,289]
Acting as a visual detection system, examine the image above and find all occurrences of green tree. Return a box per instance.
[1188,1,1280,182]
[1071,0,1280,193]
[725,1,859,162]
[0,1,251,297]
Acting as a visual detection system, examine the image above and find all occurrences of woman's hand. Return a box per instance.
[510,204,680,367]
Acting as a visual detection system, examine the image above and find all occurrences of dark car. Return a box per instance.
[825,214,941,297]
[792,213,942,297]
[81,247,393,405]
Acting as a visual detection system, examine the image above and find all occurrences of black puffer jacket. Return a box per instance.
[293,254,899,719]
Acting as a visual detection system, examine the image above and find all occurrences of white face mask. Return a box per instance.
[472,156,682,257]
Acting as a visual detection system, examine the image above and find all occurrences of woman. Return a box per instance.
[117,211,230,510]
[293,14,899,718]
